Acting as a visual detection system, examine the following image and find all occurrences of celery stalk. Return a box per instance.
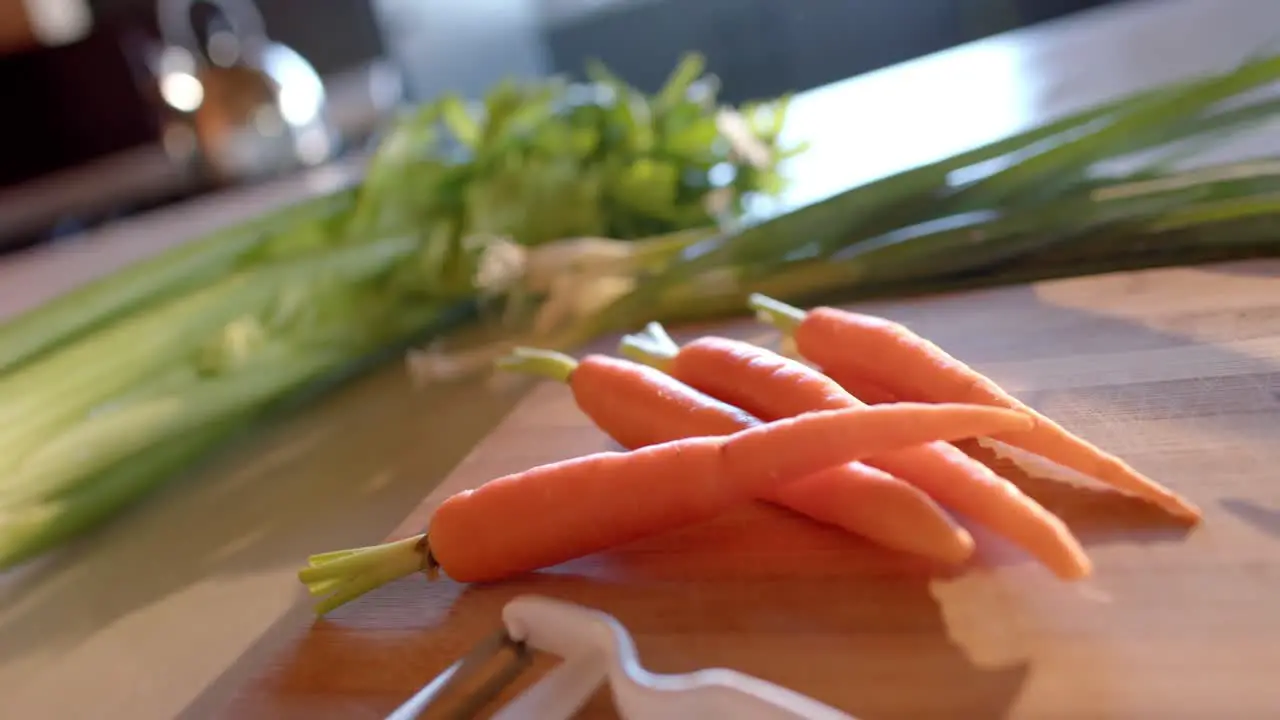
[0,418,244,569]
[0,349,339,506]
[0,235,417,470]
[0,189,355,375]
[0,297,471,569]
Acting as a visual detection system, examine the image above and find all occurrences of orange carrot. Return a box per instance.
[300,402,1031,612]
[499,347,975,564]
[822,365,898,405]
[749,293,1201,521]
[500,348,756,449]
[429,403,1024,582]
[622,328,1094,581]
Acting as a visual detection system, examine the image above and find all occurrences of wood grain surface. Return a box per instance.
[225,260,1280,719]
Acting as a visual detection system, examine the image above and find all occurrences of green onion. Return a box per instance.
[593,52,1280,335]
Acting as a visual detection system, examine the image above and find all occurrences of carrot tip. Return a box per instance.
[953,529,979,561]
[1010,410,1038,433]
[1064,556,1094,581]
[925,528,977,566]
[1164,496,1204,523]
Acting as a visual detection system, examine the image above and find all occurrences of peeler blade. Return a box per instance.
[385,627,534,720]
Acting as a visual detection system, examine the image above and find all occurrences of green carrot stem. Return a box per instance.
[639,322,677,352]
[296,540,413,584]
[312,564,412,617]
[617,335,676,370]
[299,534,429,616]
[304,577,346,596]
[493,347,578,383]
[638,322,681,357]
[307,547,372,566]
[747,294,807,333]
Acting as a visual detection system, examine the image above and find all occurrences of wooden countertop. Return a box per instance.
[225,258,1280,718]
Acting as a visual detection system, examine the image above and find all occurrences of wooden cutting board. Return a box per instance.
[225,260,1280,719]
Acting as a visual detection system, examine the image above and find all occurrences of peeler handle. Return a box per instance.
[610,666,857,720]
[501,596,858,720]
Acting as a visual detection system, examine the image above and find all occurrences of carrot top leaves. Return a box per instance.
[640,321,679,352]
[495,346,579,383]
[748,293,807,333]
[618,324,679,369]
[298,534,430,616]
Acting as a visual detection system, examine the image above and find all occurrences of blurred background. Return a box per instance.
[0,0,1120,254]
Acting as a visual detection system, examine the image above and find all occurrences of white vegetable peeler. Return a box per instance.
[386,594,857,720]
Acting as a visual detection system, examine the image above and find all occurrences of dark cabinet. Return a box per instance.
[87,0,386,74]
[780,0,965,92]
[545,0,1126,104]
[545,0,791,104]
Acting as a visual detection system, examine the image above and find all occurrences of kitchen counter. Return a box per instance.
[2,1,1280,717]
[234,256,1280,719]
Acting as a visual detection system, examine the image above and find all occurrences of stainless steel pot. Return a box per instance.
[154,0,335,183]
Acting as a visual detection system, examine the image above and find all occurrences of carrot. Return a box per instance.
[822,365,899,405]
[499,348,757,449]
[498,347,975,564]
[621,327,1094,581]
[749,293,1201,521]
[299,401,1031,614]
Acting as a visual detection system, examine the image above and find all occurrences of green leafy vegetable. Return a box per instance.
[590,52,1280,335]
[0,54,788,568]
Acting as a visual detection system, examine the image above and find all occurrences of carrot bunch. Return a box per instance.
[597,295,1199,581]
[300,293,1198,616]
[300,364,1030,615]
[497,349,976,564]
[744,292,1201,522]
